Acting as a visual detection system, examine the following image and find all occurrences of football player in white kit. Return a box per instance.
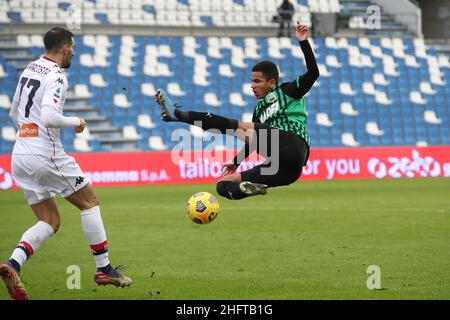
[0,27,132,300]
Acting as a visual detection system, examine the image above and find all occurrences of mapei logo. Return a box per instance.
[0,167,14,190]
[368,150,443,179]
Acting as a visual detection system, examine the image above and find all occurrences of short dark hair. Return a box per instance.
[44,27,73,51]
[252,60,279,83]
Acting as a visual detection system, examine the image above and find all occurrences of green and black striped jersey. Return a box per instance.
[233,40,318,166]
[251,40,318,148]
[253,81,310,146]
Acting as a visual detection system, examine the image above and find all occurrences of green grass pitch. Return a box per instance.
[0,178,449,300]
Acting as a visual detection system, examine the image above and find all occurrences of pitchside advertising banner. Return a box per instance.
[0,146,449,190]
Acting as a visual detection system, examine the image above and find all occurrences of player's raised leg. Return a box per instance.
[65,183,133,287]
[155,89,257,143]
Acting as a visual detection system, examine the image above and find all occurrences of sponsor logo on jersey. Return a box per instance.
[259,102,279,123]
[54,87,61,99]
[18,123,39,138]
[265,92,277,104]
[56,78,64,84]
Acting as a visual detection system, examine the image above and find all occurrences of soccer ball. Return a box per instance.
[186,192,220,224]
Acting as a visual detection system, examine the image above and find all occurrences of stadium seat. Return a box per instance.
[229,93,246,107]
[366,122,384,136]
[141,83,156,96]
[90,73,108,87]
[1,126,16,141]
[326,55,341,68]
[137,114,156,129]
[148,136,168,151]
[242,83,253,96]
[73,84,92,99]
[218,64,235,78]
[339,83,356,96]
[410,91,427,105]
[362,82,376,95]
[340,102,358,116]
[424,110,442,124]
[123,125,142,140]
[416,139,428,147]
[316,113,333,127]
[419,82,436,95]
[0,95,11,110]
[0,64,7,78]
[204,93,222,107]
[375,92,392,105]
[1,29,449,151]
[341,132,359,147]
[74,137,93,152]
[167,82,186,96]
[113,93,132,108]
[373,73,389,86]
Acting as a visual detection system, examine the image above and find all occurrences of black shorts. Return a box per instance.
[240,124,309,187]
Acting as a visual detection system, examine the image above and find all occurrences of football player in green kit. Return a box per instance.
[155,21,319,200]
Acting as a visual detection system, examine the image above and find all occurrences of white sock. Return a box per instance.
[80,206,110,269]
[10,221,54,267]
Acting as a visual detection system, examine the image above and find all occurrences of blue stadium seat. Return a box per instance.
[1,32,449,153]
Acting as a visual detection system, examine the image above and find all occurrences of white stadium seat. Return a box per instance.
[229,93,246,107]
[0,95,11,109]
[74,138,93,152]
[366,122,384,136]
[123,126,141,140]
[316,113,333,127]
[149,136,167,151]
[424,111,442,124]
[204,93,222,107]
[1,127,16,141]
[137,114,156,129]
[114,93,132,108]
[340,102,358,116]
[342,133,359,147]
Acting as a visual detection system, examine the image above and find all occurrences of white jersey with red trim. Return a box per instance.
[11,56,68,156]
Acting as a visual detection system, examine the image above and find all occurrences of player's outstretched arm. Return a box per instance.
[283,21,319,99]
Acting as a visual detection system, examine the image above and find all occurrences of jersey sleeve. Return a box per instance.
[41,106,80,128]
[281,40,320,99]
[41,72,79,128]
[41,72,66,111]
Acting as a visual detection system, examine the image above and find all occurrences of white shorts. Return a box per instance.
[11,154,89,205]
